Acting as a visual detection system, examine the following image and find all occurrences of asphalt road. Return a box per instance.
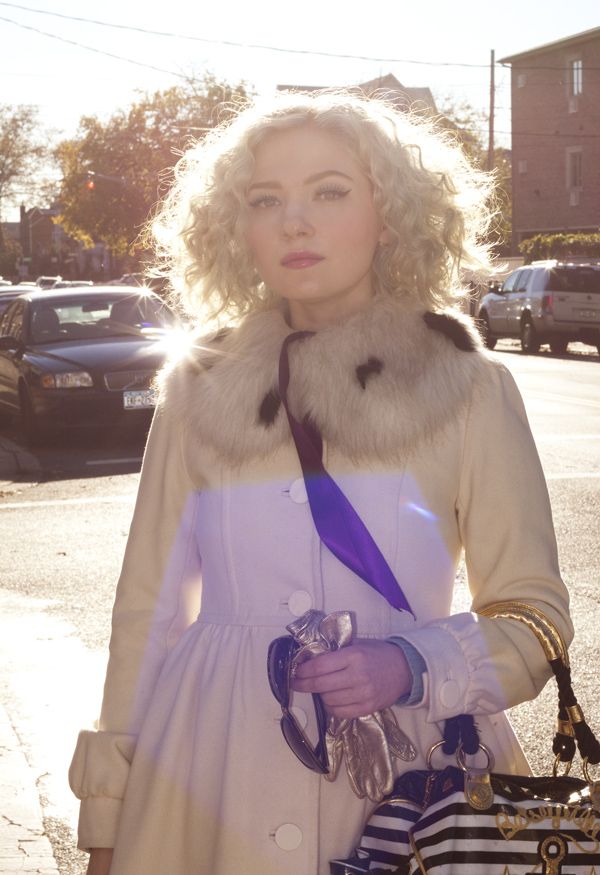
[0,341,599,873]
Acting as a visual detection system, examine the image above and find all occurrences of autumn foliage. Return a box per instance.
[54,74,250,256]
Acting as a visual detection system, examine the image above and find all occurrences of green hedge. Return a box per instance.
[519,233,600,263]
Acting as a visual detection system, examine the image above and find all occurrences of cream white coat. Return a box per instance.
[69,296,572,875]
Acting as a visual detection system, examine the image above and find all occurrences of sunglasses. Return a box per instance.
[267,635,330,774]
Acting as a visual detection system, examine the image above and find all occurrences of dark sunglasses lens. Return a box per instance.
[280,713,329,774]
[267,636,296,704]
[268,636,329,774]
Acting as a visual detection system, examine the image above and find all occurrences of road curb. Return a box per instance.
[0,437,41,488]
[0,703,58,874]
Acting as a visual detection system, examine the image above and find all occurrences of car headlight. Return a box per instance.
[41,371,94,389]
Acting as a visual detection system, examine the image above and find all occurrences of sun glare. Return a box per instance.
[159,325,200,363]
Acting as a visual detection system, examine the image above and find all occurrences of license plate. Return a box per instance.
[123,389,156,409]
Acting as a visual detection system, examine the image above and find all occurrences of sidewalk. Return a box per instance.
[0,704,58,874]
[1,438,56,872]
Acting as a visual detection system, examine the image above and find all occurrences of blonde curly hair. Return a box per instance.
[151,90,495,322]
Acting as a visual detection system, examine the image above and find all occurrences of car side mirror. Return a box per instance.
[0,335,21,351]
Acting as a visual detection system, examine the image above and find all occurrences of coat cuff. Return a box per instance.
[69,729,137,849]
[77,796,123,851]
[392,613,507,722]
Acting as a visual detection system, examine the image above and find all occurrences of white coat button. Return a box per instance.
[439,679,461,708]
[289,478,308,503]
[274,823,303,851]
[288,590,312,616]
[290,706,308,729]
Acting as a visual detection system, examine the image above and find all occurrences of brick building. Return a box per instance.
[500,28,600,253]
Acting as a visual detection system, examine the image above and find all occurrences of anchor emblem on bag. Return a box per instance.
[527,835,574,875]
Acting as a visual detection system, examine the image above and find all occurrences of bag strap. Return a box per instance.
[479,601,600,774]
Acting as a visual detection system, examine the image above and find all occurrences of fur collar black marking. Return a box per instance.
[423,311,480,351]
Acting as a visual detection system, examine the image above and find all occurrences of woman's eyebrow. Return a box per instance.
[247,169,353,193]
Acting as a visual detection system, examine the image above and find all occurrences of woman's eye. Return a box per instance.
[315,186,351,201]
[248,194,280,209]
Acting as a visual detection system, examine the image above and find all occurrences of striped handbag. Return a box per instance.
[331,603,600,875]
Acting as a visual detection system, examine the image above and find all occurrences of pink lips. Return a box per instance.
[281,251,324,269]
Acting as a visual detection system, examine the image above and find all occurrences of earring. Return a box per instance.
[379,227,391,247]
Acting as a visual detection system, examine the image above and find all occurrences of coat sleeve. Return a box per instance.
[69,393,203,850]
[396,359,573,724]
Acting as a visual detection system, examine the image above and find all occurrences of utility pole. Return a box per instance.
[487,49,495,171]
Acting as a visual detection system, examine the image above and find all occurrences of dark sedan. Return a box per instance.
[0,287,180,442]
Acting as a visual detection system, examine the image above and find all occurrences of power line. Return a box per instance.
[0,1,506,68]
[466,128,600,140]
[0,14,187,78]
[3,2,600,71]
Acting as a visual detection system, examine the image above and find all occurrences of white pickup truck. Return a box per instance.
[478,260,600,354]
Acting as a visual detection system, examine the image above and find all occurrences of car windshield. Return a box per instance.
[30,294,176,343]
[548,268,600,294]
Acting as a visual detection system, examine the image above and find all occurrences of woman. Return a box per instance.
[70,91,572,875]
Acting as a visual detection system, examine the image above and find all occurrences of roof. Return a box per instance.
[277,73,437,113]
[16,287,160,303]
[499,26,600,63]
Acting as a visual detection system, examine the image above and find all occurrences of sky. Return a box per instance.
[1,0,599,219]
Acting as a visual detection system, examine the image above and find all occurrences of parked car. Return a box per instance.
[36,275,63,289]
[478,260,600,354]
[51,280,94,288]
[108,273,168,293]
[0,285,36,317]
[0,287,179,441]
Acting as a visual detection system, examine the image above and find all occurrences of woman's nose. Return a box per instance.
[281,205,314,239]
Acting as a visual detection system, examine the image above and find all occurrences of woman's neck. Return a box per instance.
[285,289,377,331]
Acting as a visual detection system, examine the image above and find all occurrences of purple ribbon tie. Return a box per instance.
[278,332,414,617]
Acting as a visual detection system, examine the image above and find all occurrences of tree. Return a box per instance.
[435,97,489,166]
[0,104,47,212]
[54,73,251,257]
[435,97,512,255]
[0,104,48,257]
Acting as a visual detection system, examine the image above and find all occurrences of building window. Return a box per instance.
[567,58,583,112]
[566,147,582,206]
[518,160,528,174]
[569,59,583,96]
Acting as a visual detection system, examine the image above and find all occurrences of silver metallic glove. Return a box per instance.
[286,609,416,802]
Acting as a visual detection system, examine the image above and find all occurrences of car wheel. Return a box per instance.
[18,384,48,446]
[550,339,568,355]
[520,316,540,354]
[478,313,497,350]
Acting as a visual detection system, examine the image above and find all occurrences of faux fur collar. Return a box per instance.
[160,295,488,464]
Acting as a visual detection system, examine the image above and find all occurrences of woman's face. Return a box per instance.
[242,124,388,326]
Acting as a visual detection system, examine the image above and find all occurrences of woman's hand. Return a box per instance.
[291,639,412,719]
[86,848,113,875]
